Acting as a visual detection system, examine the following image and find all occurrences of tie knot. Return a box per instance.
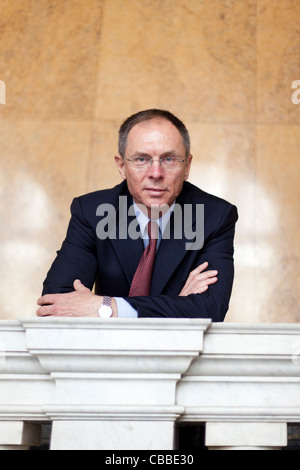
[148,220,159,240]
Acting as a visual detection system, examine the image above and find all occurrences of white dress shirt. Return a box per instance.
[115,201,174,318]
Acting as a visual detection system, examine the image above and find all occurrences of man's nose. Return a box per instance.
[148,160,164,178]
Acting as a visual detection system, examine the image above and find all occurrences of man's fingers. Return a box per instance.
[191,262,208,275]
[36,281,99,318]
[36,305,53,316]
[37,294,55,306]
[188,268,218,282]
[199,270,218,279]
[205,276,218,285]
[37,281,89,307]
[179,262,219,297]
[189,262,218,278]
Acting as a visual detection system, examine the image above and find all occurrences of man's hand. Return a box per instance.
[36,280,118,317]
[179,262,218,296]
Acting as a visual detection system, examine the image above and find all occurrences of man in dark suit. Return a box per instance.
[37,109,238,322]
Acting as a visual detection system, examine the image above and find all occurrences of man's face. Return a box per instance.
[115,118,192,216]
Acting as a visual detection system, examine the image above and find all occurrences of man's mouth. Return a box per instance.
[145,187,166,194]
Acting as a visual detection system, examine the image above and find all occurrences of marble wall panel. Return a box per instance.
[87,120,123,192]
[257,0,300,123]
[255,125,300,322]
[95,0,256,122]
[0,120,93,318]
[187,122,256,322]
[0,0,103,119]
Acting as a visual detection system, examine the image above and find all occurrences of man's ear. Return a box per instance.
[184,154,193,181]
[114,155,126,180]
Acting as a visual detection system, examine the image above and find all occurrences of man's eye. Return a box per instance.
[132,157,144,164]
[162,156,175,162]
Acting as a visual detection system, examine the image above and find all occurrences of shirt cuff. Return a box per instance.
[115,297,138,318]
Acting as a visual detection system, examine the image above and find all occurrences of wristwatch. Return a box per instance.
[98,296,113,318]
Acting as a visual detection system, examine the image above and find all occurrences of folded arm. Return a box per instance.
[37,263,217,318]
[124,204,238,322]
[39,197,237,322]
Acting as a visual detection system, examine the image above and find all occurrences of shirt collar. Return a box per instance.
[133,200,175,239]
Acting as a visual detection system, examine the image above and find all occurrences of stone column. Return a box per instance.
[21,317,211,450]
[0,422,41,450]
[205,422,287,450]
[0,320,53,450]
[177,323,300,447]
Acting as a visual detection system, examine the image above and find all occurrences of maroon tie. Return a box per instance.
[128,220,159,296]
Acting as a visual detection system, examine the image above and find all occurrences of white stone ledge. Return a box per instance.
[180,406,300,423]
[0,318,299,449]
[43,404,185,421]
[205,422,287,449]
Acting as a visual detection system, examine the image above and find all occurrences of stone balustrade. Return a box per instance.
[0,318,299,450]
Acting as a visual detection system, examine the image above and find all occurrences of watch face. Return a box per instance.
[98,305,113,318]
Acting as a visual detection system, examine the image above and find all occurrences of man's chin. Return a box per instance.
[145,199,172,218]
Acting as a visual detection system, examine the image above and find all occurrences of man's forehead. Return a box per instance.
[127,118,182,142]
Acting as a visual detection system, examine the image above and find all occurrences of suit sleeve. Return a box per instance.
[42,197,98,294]
[124,204,238,322]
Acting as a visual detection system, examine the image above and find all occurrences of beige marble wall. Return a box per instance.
[0,0,299,322]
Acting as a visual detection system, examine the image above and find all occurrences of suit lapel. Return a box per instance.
[151,183,202,295]
[109,190,144,287]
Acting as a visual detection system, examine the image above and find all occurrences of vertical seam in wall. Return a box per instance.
[85,0,107,194]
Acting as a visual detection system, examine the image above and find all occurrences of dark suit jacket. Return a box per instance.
[42,180,238,322]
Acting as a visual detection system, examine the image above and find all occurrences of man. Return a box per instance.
[37,109,238,321]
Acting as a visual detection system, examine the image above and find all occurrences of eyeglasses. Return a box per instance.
[126,155,186,170]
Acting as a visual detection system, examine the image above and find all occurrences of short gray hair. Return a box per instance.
[118,109,191,158]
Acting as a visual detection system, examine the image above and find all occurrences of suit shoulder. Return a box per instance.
[68,181,128,224]
[75,181,128,208]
